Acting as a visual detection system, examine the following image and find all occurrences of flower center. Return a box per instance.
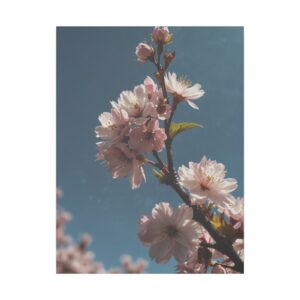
[206,175,213,183]
[133,103,142,117]
[179,75,191,88]
[108,124,117,130]
[200,183,209,191]
[200,175,213,191]
[166,225,179,238]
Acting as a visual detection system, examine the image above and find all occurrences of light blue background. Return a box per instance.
[57,27,243,273]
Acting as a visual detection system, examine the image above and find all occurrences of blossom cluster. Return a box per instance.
[56,188,148,274]
[96,27,205,189]
[95,26,244,273]
[95,76,170,189]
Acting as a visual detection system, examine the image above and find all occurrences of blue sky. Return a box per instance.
[56,26,243,273]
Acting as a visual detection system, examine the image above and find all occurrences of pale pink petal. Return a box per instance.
[173,241,190,263]
[149,239,173,263]
[187,100,199,110]
[130,160,145,189]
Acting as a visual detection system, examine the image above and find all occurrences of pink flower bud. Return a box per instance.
[135,43,153,63]
[152,26,172,44]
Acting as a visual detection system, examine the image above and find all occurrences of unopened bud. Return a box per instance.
[164,51,176,67]
[152,27,172,44]
[155,71,162,81]
[135,43,154,63]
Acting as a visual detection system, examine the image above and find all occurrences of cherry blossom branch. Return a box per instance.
[96,27,243,273]
[151,48,244,274]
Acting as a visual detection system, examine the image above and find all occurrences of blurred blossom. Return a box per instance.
[56,188,64,200]
[56,189,149,273]
[56,210,72,246]
[120,255,149,273]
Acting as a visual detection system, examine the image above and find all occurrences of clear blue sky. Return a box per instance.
[56,26,243,273]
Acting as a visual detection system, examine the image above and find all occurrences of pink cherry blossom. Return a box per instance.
[111,84,157,124]
[95,107,129,144]
[143,76,172,119]
[139,202,202,264]
[178,156,238,209]
[149,89,172,120]
[135,43,154,63]
[129,119,167,153]
[164,72,205,109]
[97,142,146,189]
[152,26,171,44]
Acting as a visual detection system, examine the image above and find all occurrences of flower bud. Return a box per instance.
[135,43,154,63]
[152,26,172,44]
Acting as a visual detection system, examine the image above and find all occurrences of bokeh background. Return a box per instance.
[56,27,243,273]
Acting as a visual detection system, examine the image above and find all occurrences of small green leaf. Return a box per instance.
[169,122,202,139]
[152,168,164,179]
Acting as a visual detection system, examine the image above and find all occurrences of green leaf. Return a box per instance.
[169,122,202,139]
[152,168,164,179]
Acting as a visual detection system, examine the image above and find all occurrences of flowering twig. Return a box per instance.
[151,46,244,274]
[96,27,244,273]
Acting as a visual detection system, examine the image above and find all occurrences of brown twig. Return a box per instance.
[152,150,166,169]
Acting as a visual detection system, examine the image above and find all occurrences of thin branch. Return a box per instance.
[143,159,161,169]
[200,243,218,249]
[152,46,244,273]
[152,150,166,169]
